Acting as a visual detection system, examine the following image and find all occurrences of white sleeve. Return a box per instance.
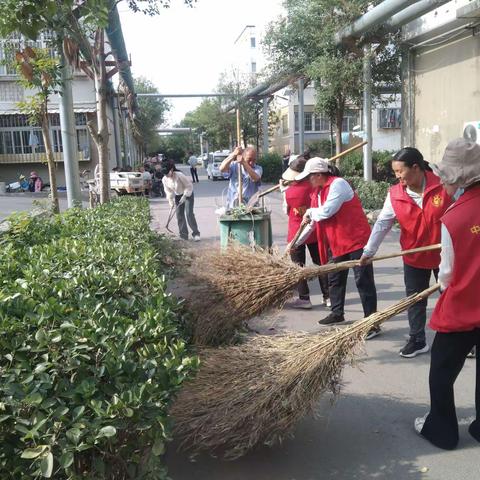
[438,223,454,291]
[294,222,315,247]
[179,173,193,197]
[363,192,396,257]
[306,178,354,222]
[162,177,175,206]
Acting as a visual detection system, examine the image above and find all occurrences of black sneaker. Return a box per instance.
[318,312,345,325]
[399,339,429,358]
[366,326,381,340]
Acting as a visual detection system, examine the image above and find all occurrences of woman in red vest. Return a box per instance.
[414,138,480,450]
[360,148,452,357]
[283,157,329,309]
[292,157,377,327]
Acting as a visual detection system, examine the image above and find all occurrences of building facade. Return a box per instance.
[0,33,141,187]
[402,0,480,163]
[272,84,401,155]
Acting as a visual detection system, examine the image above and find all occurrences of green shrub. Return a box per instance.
[0,198,198,479]
[339,149,396,183]
[305,139,334,158]
[345,176,390,210]
[258,152,283,183]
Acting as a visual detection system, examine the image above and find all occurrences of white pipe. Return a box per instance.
[298,78,305,154]
[335,0,420,43]
[363,45,373,182]
[386,0,450,30]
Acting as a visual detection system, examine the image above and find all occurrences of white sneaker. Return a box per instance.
[192,235,200,242]
[287,298,313,310]
[414,413,429,434]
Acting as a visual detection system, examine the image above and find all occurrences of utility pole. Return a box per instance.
[59,49,82,208]
[363,45,373,182]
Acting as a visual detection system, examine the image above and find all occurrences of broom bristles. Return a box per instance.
[172,284,440,459]
[183,243,440,346]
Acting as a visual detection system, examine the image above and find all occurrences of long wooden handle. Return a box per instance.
[258,183,281,199]
[328,141,367,163]
[368,243,441,262]
[283,221,309,257]
[236,108,243,204]
[304,244,442,279]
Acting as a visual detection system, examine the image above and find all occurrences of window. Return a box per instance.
[342,109,360,132]
[294,112,299,132]
[378,108,401,129]
[314,114,330,132]
[282,115,288,135]
[251,62,256,74]
[250,37,256,48]
[304,112,313,131]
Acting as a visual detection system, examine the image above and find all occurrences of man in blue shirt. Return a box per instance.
[220,146,263,209]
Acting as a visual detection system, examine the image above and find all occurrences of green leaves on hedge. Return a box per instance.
[0,198,198,479]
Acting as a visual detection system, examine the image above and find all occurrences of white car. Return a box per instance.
[206,150,231,181]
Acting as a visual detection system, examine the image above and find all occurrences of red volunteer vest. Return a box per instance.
[429,185,480,332]
[285,180,317,244]
[390,171,452,269]
[311,176,371,264]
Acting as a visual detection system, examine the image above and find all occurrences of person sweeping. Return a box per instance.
[359,147,452,357]
[414,138,480,450]
[290,157,378,331]
[283,156,330,309]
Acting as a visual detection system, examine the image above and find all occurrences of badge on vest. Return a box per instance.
[432,194,443,207]
[471,224,480,235]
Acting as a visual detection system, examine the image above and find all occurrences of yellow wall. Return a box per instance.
[413,33,480,163]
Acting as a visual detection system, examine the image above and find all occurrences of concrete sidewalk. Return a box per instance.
[150,166,478,480]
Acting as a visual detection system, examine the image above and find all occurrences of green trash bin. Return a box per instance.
[219,211,272,249]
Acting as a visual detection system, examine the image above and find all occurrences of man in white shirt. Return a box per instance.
[187,151,199,183]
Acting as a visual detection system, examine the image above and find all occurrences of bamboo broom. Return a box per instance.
[172,284,440,459]
[184,243,441,345]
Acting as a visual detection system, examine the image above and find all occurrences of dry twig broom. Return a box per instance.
[183,243,440,345]
[172,283,440,459]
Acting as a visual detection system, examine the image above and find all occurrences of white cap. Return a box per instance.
[294,157,329,181]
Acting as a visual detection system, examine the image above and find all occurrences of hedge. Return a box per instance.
[0,198,198,479]
[258,152,283,183]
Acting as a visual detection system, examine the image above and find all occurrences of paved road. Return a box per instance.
[152,166,478,480]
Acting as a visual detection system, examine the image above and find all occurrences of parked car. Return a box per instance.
[198,153,208,167]
[206,150,230,181]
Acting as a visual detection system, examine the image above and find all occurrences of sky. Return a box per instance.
[118,0,285,126]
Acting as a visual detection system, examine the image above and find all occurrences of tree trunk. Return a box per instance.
[93,29,110,204]
[335,104,345,167]
[41,110,60,214]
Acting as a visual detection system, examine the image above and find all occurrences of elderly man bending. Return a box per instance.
[220,146,263,209]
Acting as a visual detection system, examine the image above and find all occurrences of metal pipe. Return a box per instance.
[363,45,373,182]
[110,90,122,167]
[298,78,305,154]
[386,0,450,30]
[137,93,231,98]
[335,0,420,43]
[262,98,269,155]
[59,50,82,208]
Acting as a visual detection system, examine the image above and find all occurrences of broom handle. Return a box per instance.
[284,221,309,257]
[328,141,367,163]
[258,183,281,199]
[367,243,441,263]
[236,108,243,204]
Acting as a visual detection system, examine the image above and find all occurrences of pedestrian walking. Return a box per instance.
[414,138,480,450]
[360,147,453,356]
[283,157,330,309]
[162,163,200,241]
[220,146,263,209]
[292,157,377,327]
[187,151,199,183]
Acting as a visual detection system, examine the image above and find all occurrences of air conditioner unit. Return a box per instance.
[462,121,480,144]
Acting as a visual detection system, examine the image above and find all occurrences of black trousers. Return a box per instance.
[190,167,199,183]
[290,242,329,300]
[421,329,480,450]
[404,264,439,343]
[329,248,377,317]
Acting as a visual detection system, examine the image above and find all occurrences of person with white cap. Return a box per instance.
[291,157,377,327]
[359,147,453,356]
[414,138,480,450]
[283,156,329,309]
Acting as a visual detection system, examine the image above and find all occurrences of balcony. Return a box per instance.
[0,150,89,164]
